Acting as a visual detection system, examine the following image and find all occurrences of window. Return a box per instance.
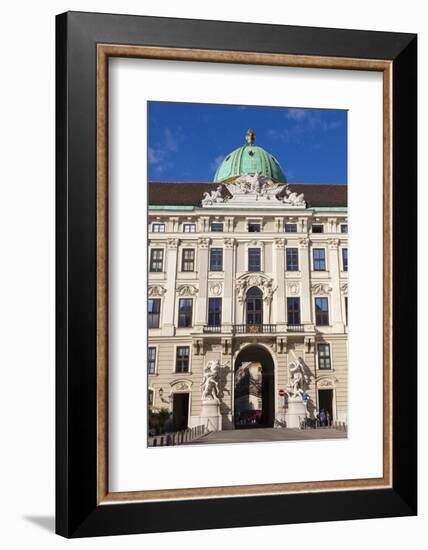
[210,222,224,232]
[246,287,263,325]
[248,222,261,232]
[313,248,326,271]
[340,223,348,234]
[148,347,157,374]
[183,223,196,233]
[148,299,161,328]
[152,223,165,233]
[286,248,299,271]
[312,224,324,233]
[342,248,348,272]
[178,298,193,327]
[208,298,222,326]
[149,248,164,272]
[318,343,331,369]
[315,297,329,326]
[181,249,195,272]
[209,248,223,271]
[175,346,190,373]
[287,297,301,325]
[285,223,297,233]
[344,296,348,325]
[248,248,261,272]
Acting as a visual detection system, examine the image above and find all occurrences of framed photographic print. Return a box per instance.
[56,11,417,538]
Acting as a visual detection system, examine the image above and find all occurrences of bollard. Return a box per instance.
[160,436,164,446]
[153,438,157,447]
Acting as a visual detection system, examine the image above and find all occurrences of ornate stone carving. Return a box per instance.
[317,378,336,388]
[170,379,192,391]
[201,360,230,401]
[328,238,340,249]
[148,285,167,297]
[176,284,199,297]
[198,237,210,249]
[311,283,332,295]
[201,186,226,206]
[274,238,286,248]
[200,173,306,209]
[235,273,276,304]
[340,282,348,294]
[281,188,306,207]
[287,282,300,296]
[167,238,179,249]
[209,282,223,296]
[299,238,310,248]
[223,238,235,249]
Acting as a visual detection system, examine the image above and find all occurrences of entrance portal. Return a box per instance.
[318,389,333,424]
[234,346,274,429]
[172,393,189,431]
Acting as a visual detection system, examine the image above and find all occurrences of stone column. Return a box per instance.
[161,238,179,336]
[222,238,235,333]
[328,238,343,330]
[195,237,210,331]
[273,238,287,330]
[299,238,313,328]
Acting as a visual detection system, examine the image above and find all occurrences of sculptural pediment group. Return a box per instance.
[201,173,306,208]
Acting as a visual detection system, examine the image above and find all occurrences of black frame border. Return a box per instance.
[56,11,417,538]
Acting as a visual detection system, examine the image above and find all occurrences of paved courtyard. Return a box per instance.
[188,426,347,445]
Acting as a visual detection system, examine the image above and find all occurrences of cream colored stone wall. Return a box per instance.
[148,207,348,428]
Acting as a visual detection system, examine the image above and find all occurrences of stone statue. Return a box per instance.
[201,186,225,206]
[201,360,221,401]
[286,358,309,399]
[282,187,306,207]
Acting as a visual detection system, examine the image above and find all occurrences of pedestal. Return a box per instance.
[200,399,222,431]
[285,398,307,428]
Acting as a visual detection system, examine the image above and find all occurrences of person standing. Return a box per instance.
[320,409,326,427]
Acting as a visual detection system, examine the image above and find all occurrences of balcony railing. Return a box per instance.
[202,324,305,334]
[286,324,304,333]
[203,325,222,333]
[233,324,277,334]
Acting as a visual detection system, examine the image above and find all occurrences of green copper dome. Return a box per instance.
[213,129,287,183]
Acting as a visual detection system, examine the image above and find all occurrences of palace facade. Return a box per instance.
[148,131,348,432]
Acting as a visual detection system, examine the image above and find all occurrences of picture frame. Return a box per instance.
[56,11,417,538]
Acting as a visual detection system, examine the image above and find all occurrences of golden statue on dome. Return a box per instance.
[245,128,256,145]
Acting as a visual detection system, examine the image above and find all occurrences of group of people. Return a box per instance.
[317,408,331,427]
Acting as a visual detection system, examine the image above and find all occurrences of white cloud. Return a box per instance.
[148,126,185,176]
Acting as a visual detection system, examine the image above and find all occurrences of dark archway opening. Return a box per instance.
[234,345,274,429]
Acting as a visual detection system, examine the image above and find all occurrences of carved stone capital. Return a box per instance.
[198,238,211,249]
[223,238,235,249]
[328,238,340,249]
[167,238,179,250]
[340,282,348,294]
[299,238,310,249]
[274,238,286,248]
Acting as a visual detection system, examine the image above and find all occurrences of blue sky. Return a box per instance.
[148,102,347,184]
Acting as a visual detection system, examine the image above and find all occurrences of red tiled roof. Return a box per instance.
[148,181,347,207]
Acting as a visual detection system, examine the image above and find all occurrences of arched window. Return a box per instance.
[246,287,263,325]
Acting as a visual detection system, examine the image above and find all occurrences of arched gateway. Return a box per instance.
[234,345,275,429]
